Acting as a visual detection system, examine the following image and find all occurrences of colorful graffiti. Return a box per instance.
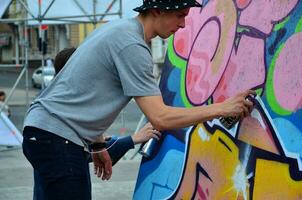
[134,0,302,199]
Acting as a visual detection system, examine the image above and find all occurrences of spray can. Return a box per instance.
[139,138,157,158]
[219,115,240,129]
[219,94,256,129]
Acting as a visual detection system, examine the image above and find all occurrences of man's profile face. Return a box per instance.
[156,8,190,39]
[0,95,5,102]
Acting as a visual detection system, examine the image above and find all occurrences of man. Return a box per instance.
[53,47,160,164]
[22,0,254,199]
[53,47,76,75]
[0,91,10,117]
[32,47,161,200]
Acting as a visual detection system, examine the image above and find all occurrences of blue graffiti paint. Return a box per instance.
[134,134,185,200]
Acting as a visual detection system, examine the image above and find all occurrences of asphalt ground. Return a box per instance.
[0,148,141,200]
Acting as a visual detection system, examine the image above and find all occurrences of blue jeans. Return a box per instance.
[22,126,91,200]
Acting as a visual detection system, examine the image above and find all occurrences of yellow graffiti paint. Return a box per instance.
[253,159,302,199]
[174,124,249,200]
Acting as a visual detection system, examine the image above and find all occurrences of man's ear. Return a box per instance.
[149,9,162,17]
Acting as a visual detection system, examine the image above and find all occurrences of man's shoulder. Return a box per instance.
[104,19,148,52]
[79,18,148,56]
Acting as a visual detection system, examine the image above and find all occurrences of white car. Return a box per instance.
[32,66,55,89]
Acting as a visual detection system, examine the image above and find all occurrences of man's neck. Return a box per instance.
[136,14,157,43]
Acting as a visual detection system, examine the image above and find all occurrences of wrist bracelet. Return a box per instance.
[88,142,107,151]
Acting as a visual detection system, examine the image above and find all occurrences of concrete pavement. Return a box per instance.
[0,148,141,200]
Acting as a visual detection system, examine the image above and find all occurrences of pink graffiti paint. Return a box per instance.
[213,35,265,101]
[186,20,221,104]
[273,32,302,111]
[196,183,208,200]
[176,0,237,105]
[174,8,208,59]
[239,0,298,35]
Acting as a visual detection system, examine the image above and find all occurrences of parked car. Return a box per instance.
[32,66,55,89]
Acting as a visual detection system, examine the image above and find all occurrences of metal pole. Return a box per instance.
[15,27,20,65]
[99,0,118,22]
[38,0,44,68]
[41,0,55,18]
[24,22,29,107]
[119,0,122,18]
[0,67,27,114]
[0,18,36,23]
[73,0,94,22]
[0,64,22,68]
[93,0,97,28]
[20,0,30,107]
[0,13,120,23]
[44,13,119,20]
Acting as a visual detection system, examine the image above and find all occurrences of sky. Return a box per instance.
[25,0,141,25]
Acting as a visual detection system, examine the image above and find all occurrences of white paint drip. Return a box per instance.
[198,127,210,141]
[232,145,252,200]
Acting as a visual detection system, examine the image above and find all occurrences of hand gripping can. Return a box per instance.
[139,138,157,158]
[219,94,256,129]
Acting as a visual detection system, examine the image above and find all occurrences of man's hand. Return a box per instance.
[220,90,255,118]
[131,122,161,145]
[91,149,112,180]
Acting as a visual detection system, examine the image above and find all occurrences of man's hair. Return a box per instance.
[0,91,5,97]
[54,47,77,74]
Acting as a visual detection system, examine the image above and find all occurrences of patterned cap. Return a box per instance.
[133,0,202,12]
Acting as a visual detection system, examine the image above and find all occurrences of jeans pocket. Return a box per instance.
[23,137,60,176]
[60,143,89,177]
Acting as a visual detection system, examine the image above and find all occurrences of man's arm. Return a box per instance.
[134,90,255,131]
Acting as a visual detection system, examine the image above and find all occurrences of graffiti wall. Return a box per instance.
[134,0,302,199]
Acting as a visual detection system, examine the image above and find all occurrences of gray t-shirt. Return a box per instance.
[24,18,161,146]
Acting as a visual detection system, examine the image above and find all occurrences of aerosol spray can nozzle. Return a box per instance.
[139,138,157,158]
